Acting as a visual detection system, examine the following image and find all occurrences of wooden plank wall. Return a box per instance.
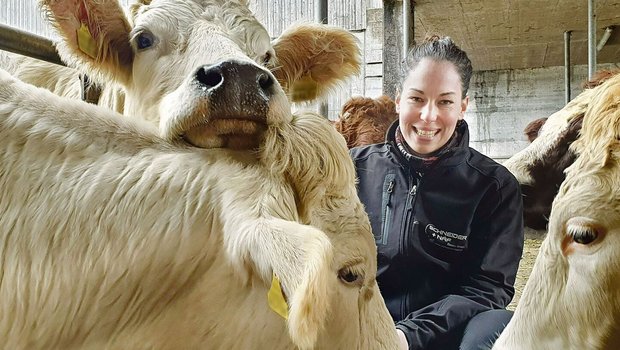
[1,0,57,38]
[250,0,385,120]
[0,0,134,38]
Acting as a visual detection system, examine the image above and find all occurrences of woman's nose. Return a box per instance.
[420,103,437,123]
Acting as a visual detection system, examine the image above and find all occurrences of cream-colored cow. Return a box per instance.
[27,0,359,151]
[494,73,620,350]
[0,67,399,349]
[0,0,400,348]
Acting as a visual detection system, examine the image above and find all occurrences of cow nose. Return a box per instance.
[195,61,274,99]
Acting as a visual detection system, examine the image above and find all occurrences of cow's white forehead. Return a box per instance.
[131,0,272,63]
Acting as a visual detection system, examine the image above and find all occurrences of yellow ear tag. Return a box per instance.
[268,273,288,319]
[290,75,318,102]
[77,22,98,59]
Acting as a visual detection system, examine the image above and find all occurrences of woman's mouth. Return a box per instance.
[415,127,438,139]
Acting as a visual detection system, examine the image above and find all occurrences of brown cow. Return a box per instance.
[505,68,620,230]
[334,95,397,148]
[523,117,548,143]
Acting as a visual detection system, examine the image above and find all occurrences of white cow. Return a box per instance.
[26,0,359,151]
[494,73,620,349]
[0,52,126,113]
[0,67,399,349]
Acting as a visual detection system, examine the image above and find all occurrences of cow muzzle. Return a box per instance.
[183,60,276,150]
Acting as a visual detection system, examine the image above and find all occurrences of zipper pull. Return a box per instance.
[387,180,394,193]
[410,185,417,196]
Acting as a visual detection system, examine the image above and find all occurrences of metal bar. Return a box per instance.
[315,0,328,118]
[564,31,571,104]
[315,0,327,24]
[0,22,63,66]
[402,0,414,58]
[596,26,613,51]
[588,0,596,79]
[0,23,101,104]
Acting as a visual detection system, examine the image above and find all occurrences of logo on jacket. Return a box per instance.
[425,224,467,251]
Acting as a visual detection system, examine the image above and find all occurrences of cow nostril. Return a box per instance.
[258,72,274,93]
[196,67,223,89]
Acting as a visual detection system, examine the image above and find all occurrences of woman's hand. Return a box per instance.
[396,329,408,350]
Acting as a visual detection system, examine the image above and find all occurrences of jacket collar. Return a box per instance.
[385,119,470,169]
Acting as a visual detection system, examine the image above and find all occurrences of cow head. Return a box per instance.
[334,95,397,148]
[494,73,620,350]
[259,112,400,349]
[503,89,592,230]
[504,70,620,230]
[40,0,360,150]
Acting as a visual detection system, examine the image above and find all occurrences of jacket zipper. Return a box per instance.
[401,173,422,255]
[380,179,395,245]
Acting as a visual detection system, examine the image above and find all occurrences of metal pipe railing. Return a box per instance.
[564,31,572,104]
[588,0,596,79]
[0,22,64,66]
[402,0,414,58]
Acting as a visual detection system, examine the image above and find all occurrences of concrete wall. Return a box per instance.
[467,63,620,161]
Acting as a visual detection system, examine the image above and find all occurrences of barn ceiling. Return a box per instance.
[411,0,620,71]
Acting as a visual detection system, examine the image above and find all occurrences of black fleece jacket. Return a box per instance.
[350,120,524,350]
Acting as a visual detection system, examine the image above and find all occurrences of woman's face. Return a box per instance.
[396,58,469,155]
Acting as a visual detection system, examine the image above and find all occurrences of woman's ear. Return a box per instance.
[459,96,469,119]
[394,90,401,114]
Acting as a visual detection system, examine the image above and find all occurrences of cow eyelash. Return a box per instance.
[337,266,364,286]
[262,52,271,64]
[567,224,600,245]
[261,51,275,67]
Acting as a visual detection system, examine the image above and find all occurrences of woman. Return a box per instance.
[350,36,524,350]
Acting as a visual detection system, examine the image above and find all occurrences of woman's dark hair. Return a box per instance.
[402,35,473,99]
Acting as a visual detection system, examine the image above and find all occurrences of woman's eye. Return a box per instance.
[408,96,423,103]
[439,100,454,105]
[136,32,156,50]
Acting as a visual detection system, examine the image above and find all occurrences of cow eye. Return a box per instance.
[262,52,272,64]
[568,226,599,245]
[136,31,156,50]
[338,267,362,285]
[261,50,275,67]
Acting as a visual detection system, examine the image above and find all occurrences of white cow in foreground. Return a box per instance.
[0,68,399,349]
[0,0,400,348]
[21,0,360,150]
[494,73,620,349]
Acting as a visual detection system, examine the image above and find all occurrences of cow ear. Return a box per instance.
[39,0,134,85]
[271,22,361,103]
[228,217,334,350]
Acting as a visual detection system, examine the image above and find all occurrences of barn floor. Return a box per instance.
[507,229,546,310]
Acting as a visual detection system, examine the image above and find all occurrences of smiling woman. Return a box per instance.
[350,35,524,350]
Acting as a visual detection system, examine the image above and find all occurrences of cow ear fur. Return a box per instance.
[271,22,361,103]
[39,0,134,86]
[226,217,334,350]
